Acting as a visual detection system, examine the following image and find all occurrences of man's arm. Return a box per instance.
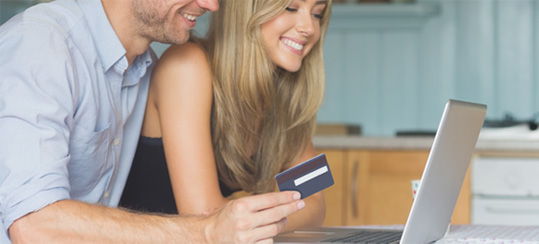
[9,192,304,243]
[9,200,181,243]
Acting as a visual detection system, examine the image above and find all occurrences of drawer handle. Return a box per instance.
[351,160,359,218]
[486,206,539,215]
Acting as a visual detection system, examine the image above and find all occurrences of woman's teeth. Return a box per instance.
[183,13,197,21]
[282,39,304,51]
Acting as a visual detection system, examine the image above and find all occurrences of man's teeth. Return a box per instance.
[282,39,304,51]
[183,13,197,21]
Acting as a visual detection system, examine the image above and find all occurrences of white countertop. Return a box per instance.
[313,135,539,152]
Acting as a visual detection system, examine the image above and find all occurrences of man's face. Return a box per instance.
[132,0,218,44]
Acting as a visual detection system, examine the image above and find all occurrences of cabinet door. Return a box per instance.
[345,150,430,225]
[317,149,347,226]
[344,150,471,225]
[453,169,471,224]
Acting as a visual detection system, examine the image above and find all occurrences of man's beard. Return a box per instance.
[131,0,189,44]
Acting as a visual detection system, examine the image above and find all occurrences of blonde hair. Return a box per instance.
[204,0,332,193]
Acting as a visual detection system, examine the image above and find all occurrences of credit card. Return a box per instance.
[275,153,334,199]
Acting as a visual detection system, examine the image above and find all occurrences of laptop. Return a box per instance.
[275,99,487,244]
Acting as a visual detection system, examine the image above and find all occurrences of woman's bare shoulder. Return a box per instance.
[150,42,213,93]
[152,42,211,82]
[161,42,208,64]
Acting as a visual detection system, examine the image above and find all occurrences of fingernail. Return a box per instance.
[297,200,305,209]
[293,192,301,200]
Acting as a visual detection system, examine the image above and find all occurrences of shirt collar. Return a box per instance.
[122,49,156,87]
[77,0,126,71]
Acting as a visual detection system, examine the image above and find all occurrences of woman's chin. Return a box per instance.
[278,63,302,73]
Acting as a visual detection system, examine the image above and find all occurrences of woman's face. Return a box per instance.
[260,0,327,72]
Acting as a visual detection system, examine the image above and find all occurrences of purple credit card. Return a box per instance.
[275,154,334,199]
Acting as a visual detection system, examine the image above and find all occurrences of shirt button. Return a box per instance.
[103,191,110,198]
[113,139,121,146]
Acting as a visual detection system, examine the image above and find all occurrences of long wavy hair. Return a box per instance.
[203,0,332,193]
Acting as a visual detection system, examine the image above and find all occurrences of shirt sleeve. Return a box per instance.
[0,15,76,237]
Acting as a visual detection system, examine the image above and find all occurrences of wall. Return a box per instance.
[319,0,539,136]
[320,2,437,136]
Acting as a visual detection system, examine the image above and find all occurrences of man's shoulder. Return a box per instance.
[0,0,95,62]
[2,0,85,41]
[0,1,102,84]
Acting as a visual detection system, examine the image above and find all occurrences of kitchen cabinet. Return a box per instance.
[320,148,471,226]
[321,150,348,225]
[315,135,539,227]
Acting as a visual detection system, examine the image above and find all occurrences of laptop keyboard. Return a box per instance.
[323,230,402,243]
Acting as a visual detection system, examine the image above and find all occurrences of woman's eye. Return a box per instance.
[313,13,323,19]
[285,7,298,12]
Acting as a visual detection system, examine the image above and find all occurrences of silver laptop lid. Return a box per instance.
[401,100,486,244]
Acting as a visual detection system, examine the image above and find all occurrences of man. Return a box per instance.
[0,0,305,243]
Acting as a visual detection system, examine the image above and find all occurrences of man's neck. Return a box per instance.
[101,0,150,65]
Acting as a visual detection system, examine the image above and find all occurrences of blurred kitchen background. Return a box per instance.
[4,0,539,136]
[3,0,539,227]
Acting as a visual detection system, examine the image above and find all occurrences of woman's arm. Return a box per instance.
[149,43,228,215]
[281,142,326,231]
[149,43,325,228]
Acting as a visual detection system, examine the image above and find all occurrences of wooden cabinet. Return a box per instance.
[319,148,470,226]
[345,150,429,225]
[320,150,347,225]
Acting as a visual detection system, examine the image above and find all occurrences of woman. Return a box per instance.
[121,0,332,231]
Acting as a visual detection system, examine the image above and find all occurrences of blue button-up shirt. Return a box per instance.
[0,0,155,241]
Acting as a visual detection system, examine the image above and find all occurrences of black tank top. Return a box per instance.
[120,136,237,214]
